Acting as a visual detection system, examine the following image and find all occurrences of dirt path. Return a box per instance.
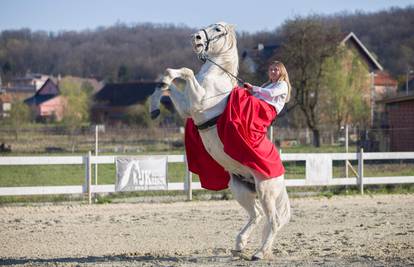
[0,194,413,266]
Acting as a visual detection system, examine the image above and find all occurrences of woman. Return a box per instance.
[244,60,291,115]
[215,60,291,179]
[185,60,292,188]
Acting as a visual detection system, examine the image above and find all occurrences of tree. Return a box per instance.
[125,101,153,127]
[321,47,371,132]
[276,16,342,147]
[7,100,31,140]
[59,77,91,152]
[117,64,130,82]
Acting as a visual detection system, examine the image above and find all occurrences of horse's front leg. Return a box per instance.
[162,68,206,112]
[149,85,163,119]
[149,82,191,120]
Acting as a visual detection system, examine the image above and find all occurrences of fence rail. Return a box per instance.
[1,150,414,203]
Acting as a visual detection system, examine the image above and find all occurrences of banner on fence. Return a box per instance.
[115,156,167,191]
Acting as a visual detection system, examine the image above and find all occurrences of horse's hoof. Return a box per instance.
[150,109,160,119]
[251,251,265,261]
[231,250,241,257]
[251,251,272,261]
[231,250,250,260]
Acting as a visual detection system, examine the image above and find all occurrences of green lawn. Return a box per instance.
[1,159,412,187]
[0,162,198,187]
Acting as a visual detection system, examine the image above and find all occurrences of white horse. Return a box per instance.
[150,22,291,260]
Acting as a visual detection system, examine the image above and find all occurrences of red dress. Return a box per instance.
[185,86,285,191]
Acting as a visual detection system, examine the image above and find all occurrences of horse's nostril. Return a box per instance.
[196,34,202,40]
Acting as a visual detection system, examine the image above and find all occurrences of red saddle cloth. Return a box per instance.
[184,86,285,191]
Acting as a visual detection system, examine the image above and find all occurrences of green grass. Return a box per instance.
[280,144,357,153]
[0,162,197,187]
[1,159,412,187]
[313,184,414,198]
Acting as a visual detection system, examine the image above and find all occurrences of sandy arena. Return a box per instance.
[0,194,413,266]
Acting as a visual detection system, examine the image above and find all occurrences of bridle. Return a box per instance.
[200,23,228,53]
[197,24,245,86]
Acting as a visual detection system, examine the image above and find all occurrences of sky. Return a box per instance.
[1,0,413,33]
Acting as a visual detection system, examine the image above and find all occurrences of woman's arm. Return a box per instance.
[252,81,288,98]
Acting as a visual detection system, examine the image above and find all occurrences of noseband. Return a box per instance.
[200,24,228,54]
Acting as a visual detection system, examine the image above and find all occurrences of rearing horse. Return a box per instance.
[150,22,291,260]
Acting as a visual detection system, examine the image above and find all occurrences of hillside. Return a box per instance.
[0,6,412,82]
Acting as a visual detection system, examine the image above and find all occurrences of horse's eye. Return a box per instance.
[215,27,221,32]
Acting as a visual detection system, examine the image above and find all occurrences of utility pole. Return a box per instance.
[406,67,413,95]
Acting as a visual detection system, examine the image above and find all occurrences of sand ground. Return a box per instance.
[0,194,413,266]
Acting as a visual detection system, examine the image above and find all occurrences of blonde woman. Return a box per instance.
[243,60,291,115]
[215,60,292,181]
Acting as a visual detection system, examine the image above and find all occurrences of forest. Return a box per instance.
[0,6,413,84]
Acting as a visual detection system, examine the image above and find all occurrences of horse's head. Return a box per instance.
[192,22,237,59]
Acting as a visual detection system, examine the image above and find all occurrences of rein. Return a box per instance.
[196,53,246,103]
[201,54,245,85]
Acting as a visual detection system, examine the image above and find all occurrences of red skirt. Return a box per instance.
[185,86,284,191]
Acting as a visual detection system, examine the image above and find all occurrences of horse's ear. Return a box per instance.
[227,24,236,32]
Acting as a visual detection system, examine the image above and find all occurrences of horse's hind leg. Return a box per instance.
[229,175,263,254]
[253,175,291,260]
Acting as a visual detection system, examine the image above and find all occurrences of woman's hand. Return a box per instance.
[243,82,253,93]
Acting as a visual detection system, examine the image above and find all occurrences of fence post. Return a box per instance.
[357,148,364,195]
[95,125,98,186]
[184,154,192,201]
[85,151,92,204]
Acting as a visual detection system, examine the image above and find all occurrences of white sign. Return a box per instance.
[306,155,332,185]
[115,156,167,191]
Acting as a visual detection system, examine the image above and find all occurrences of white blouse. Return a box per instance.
[252,81,288,114]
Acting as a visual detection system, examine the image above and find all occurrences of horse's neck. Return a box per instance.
[198,52,238,89]
[202,50,238,79]
[191,52,238,124]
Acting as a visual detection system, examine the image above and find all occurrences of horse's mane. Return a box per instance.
[220,24,239,86]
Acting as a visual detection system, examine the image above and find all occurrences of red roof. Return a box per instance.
[374,71,398,86]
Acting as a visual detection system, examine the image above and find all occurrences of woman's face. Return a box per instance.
[268,65,281,82]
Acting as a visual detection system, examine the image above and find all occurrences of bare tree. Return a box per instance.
[276,16,342,147]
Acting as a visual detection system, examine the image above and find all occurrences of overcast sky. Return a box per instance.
[1,0,413,33]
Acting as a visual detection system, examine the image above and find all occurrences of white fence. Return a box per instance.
[1,150,414,203]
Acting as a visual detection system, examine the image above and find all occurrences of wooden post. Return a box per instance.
[184,154,192,201]
[345,124,349,178]
[95,125,98,186]
[357,148,364,195]
[86,151,92,204]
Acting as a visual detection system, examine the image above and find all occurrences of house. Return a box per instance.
[3,73,49,101]
[241,44,280,73]
[0,92,12,118]
[11,73,49,90]
[91,81,172,124]
[24,79,65,121]
[379,94,414,151]
[0,78,12,118]
[374,71,399,99]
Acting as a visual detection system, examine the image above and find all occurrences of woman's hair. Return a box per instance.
[268,61,292,102]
